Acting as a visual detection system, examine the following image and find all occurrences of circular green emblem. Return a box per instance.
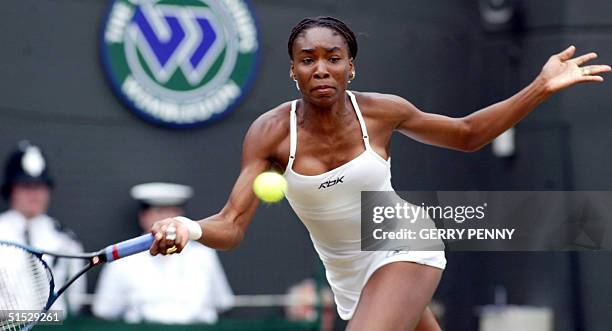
[101,0,259,128]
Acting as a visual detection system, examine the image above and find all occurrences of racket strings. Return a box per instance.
[0,244,52,331]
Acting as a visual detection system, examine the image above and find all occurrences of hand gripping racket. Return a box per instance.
[0,234,154,330]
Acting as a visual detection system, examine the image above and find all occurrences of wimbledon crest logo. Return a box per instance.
[101,0,259,127]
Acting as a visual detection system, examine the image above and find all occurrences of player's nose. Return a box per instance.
[313,62,330,79]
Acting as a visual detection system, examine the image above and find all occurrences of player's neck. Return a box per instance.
[300,95,351,133]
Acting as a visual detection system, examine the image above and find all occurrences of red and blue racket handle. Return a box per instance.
[103,234,154,262]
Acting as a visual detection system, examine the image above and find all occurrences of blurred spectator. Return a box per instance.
[285,278,335,331]
[0,140,86,314]
[93,182,234,324]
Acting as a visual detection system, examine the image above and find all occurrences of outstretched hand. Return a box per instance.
[539,46,611,94]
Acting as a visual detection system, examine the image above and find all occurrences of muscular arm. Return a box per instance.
[394,46,609,152]
[395,79,548,152]
[150,108,288,253]
[195,124,270,250]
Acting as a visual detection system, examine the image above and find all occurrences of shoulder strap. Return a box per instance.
[287,100,297,170]
[346,91,372,151]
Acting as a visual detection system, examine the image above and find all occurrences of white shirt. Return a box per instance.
[92,239,234,324]
[0,209,86,315]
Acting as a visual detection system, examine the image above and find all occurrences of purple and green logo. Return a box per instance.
[101,0,259,128]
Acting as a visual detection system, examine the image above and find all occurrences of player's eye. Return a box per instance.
[302,58,314,64]
[329,57,340,63]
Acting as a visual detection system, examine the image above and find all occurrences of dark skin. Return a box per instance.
[149,27,610,330]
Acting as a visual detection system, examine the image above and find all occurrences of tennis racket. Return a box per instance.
[0,234,154,331]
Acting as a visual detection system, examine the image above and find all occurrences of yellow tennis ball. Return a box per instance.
[253,172,287,203]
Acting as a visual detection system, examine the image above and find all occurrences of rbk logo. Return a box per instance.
[319,176,345,189]
[130,3,225,85]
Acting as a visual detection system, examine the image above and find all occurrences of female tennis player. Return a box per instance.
[148,17,609,331]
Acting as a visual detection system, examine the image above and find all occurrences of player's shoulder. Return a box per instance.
[351,91,417,123]
[352,91,414,112]
[252,101,291,129]
[245,101,292,145]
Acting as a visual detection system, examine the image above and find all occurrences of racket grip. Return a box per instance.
[104,234,154,262]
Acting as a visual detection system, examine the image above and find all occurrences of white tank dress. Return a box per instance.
[283,91,446,320]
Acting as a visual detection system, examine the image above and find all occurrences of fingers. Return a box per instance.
[150,231,163,256]
[158,224,169,254]
[570,52,598,66]
[148,218,190,256]
[165,224,177,248]
[577,65,611,84]
[579,75,605,83]
[557,45,576,61]
[581,65,612,76]
[174,227,188,253]
[586,76,605,82]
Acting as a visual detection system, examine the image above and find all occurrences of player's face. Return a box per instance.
[291,27,354,107]
[139,206,183,232]
[10,183,50,219]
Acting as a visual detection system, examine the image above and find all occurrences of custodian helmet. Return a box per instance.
[1,141,54,200]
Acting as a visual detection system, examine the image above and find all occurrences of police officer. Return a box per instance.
[0,140,85,314]
[93,182,234,324]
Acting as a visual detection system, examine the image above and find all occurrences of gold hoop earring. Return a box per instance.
[349,71,356,83]
[293,79,300,91]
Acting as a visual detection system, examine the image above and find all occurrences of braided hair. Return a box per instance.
[288,16,358,60]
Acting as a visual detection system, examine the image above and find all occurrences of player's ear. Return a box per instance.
[289,63,295,80]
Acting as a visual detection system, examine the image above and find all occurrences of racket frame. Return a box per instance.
[0,233,153,318]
